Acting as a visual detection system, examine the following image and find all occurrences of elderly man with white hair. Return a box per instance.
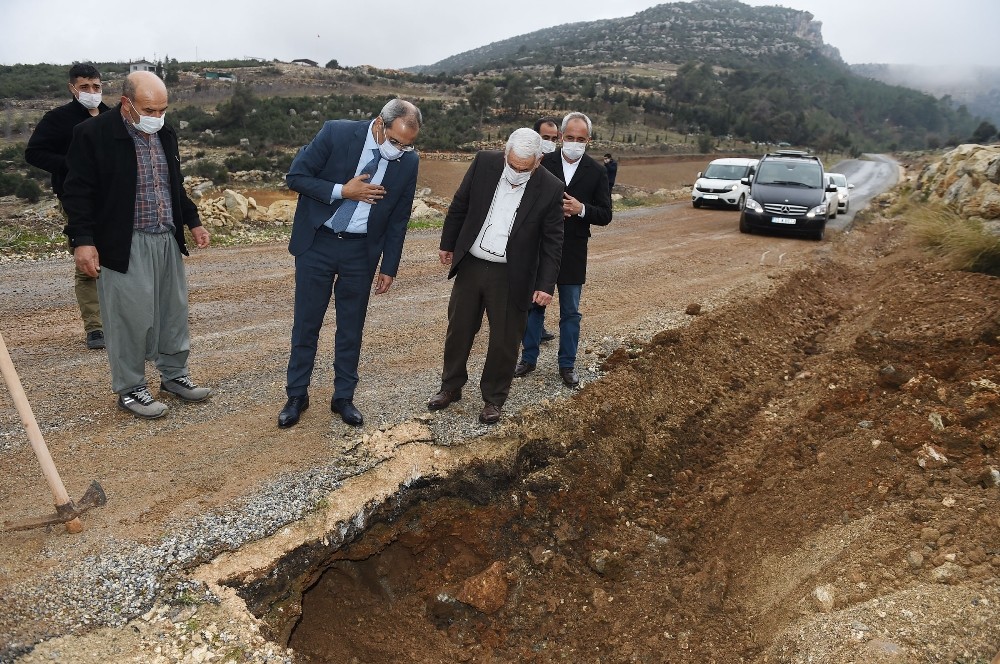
[428,128,565,424]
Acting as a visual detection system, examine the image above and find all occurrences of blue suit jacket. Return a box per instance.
[286,120,419,277]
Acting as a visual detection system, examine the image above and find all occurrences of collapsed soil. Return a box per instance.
[1,156,998,662]
[286,218,1000,663]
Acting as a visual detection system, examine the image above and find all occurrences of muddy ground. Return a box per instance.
[1,156,999,662]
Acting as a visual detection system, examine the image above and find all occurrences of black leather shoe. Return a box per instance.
[332,398,364,427]
[278,395,309,428]
[513,361,536,378]
[540,328,555,342]
[559,367,580,388]
[427,389,462,411]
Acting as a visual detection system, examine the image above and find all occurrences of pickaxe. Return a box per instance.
[0,330,107,533]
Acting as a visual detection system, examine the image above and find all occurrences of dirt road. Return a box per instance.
[14,154,997,664]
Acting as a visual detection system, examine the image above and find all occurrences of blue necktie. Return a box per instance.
[329,149,381,232]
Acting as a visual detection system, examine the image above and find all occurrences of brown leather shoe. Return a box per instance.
[428,389,462,411]
[559,367,580,388]
[479,402,501,425]
[513,361,536,378]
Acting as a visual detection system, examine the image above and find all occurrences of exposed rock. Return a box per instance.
[917,144,1000,221]
[456,561,508,614]
[930,562,967,583]
[265,200,296,224]
[223,189,250,221]
[410,199,437,219]
[812,584,835,612]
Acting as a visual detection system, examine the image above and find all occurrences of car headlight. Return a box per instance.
[729,183,739,191]
[806,203,827,219]
[744,198,763,213]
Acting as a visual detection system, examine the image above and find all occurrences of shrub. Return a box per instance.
[909,204,1000,275]
[15,178,41,202]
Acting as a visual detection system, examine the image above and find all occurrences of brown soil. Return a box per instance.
[288,220,1000,663]
[2,157,999,662]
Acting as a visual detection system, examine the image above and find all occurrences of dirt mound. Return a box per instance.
[287,221,1000,662]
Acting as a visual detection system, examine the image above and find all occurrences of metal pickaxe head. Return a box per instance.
[3,481,108,532]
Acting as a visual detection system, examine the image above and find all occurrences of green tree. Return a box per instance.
[216,82,257,131]
[325,59,340,69]
[554,64,562,78]
[468,81,495,129]
[501,74,532,119]
[606,102,633,141]
[163,55,179,84]
[970,121,998,143]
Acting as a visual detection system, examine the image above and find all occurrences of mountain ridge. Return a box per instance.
[410,0,842,73]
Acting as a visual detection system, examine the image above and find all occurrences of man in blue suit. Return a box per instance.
[278,99,422,428]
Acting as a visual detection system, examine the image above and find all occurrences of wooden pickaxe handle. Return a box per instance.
[0,331,83,534]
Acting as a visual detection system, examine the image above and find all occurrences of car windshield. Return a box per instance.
[830,173,848,187]
[756,161,822,188]
[703,164,749,179]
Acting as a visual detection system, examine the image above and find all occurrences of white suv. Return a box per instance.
[692,158,759,209]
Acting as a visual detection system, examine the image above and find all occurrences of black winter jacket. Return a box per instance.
[61,105,202,274]
[24,98,109,196]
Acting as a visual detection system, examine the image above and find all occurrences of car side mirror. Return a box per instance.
[741,177,750,185]
[826,183,838,192]
[696,172,702,179]
[848,183,855,189]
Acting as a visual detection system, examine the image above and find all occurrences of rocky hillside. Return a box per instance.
[415,0,841,73]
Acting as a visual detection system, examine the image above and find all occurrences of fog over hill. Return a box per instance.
[852,63,1000,125]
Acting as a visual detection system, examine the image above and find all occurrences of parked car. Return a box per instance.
[691,157,759,209]
[828,172,853,214]
[739,150,837,241]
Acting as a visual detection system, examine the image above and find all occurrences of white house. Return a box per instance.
[129,60,156,73]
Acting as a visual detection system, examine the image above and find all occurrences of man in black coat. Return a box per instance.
[25,63,110,350]
[427,128,564,425]
[62,71,212,420]
[514,112,613,388]
[603,153,618,193]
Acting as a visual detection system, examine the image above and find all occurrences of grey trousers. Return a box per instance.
[97,231,191,394]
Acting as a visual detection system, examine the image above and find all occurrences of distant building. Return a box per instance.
[292,58,319,67]
[129,60,156,73]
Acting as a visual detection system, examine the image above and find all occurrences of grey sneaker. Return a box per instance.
[118,387,168,419]
[160,375,212,402]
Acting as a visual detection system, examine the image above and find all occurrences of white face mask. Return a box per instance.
[539,139,557,154]
[503,161,532,187]
[376,120,405,161]
[126,99,164,134]
[75,89,102,110]
[562,141,587,161]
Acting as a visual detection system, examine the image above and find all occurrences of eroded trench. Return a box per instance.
[219,270,849,663]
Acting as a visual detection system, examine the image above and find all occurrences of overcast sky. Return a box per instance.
[0,0,995,70]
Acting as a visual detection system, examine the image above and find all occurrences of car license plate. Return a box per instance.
[703,195,718,200]
[771,217,796,225]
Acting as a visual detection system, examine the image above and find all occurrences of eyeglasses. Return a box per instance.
[380,120,416,152]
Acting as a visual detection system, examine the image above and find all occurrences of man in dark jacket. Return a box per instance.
[603,153,618,192]
[25,63,110,350]
[427,128,564,425]
[62,71,212,420]
[514,112,613,388]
